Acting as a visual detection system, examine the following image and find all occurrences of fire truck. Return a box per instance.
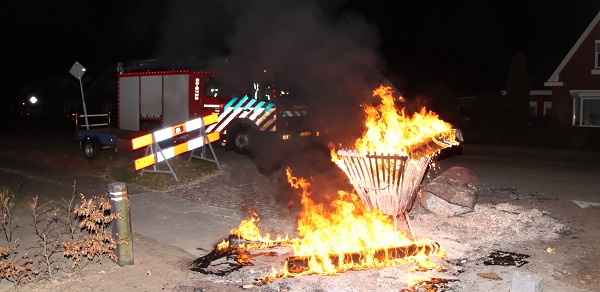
[116,60,320,161]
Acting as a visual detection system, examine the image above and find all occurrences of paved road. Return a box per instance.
[0,144,331,255]
[1,143,599,257]
[438,148,600,203]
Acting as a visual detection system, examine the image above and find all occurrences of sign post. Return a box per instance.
[69,61,89,129]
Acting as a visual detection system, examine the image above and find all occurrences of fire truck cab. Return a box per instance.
[117,60,318,160]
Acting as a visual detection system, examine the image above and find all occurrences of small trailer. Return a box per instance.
[75,112,146,160]
[75,113,117,160]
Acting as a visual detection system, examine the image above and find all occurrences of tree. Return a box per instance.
[504,51,531,142]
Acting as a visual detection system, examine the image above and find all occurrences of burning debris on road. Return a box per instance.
[191,167,448,287]
[191,85,464,290]
[192,87,564,291]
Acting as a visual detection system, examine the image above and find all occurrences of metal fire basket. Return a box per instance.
[336,129,462,233]
[336,150,431,223]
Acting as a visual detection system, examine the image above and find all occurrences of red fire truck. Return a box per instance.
[116,60,320,162]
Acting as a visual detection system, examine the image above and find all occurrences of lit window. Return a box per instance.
[572,94,600,127]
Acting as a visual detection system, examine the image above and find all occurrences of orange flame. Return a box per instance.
[332,85,458,161]
[227,209,294,250]
[225,85,456,286]
[282,168,445,275]
[229,168,446,284]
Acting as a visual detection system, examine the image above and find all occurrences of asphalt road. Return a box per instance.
[1,139,600,290]
[437,146,600,204]
[1,142,599,251]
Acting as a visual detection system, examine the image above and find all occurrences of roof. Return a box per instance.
[545,10,600,86]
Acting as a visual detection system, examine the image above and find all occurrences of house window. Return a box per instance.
[543,101,552,116]
[597,42,600,68]
[529,101,537,116]
[595,40,600,70]
[594,40,600,74]
[573,96,600,127]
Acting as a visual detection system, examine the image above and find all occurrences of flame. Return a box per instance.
[228,168,445,284]
[227,209,294,250]
[281,168,445,276]
[221,85,456,287]
[332,85,458,161]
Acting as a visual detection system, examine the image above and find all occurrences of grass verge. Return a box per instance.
[110,156,220,191]
[1,137,221,192]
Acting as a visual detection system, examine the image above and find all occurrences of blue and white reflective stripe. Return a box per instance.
[212,98,238,122]
[264,103,275,112]
[216,98,248,132]
[205,95,277,134]
[232,96,249,111]
[239,99,257,118]
[282,110,308,117]
[223,98,238,109]
[249,101,266,120]
[253,101,266,113]
[207,97,238,132]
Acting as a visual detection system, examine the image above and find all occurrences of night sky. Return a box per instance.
[3,1,600,109]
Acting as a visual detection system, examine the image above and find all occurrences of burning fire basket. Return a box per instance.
[336,150,431,231]
[335,130,461,235]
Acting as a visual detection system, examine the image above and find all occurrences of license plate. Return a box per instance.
[300,131,311,137]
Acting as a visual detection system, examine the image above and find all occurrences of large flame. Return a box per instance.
[225,168,445,284]
[332,85,458,161]
[282,168,445,276]
[218,85,456,287]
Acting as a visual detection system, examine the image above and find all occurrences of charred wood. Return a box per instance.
[285,242,441,274]
[228,234,290,249]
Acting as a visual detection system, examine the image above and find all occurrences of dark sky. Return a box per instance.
[2,0,600,104]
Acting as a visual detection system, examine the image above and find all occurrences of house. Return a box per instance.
[544,10,600,127]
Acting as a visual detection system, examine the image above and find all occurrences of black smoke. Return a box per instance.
[149,0,388,204]
[206,0,386,204]
[149,0,384,145]
[222,0,383,145]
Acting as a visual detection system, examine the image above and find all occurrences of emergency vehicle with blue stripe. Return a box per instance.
[116,60,318,154]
